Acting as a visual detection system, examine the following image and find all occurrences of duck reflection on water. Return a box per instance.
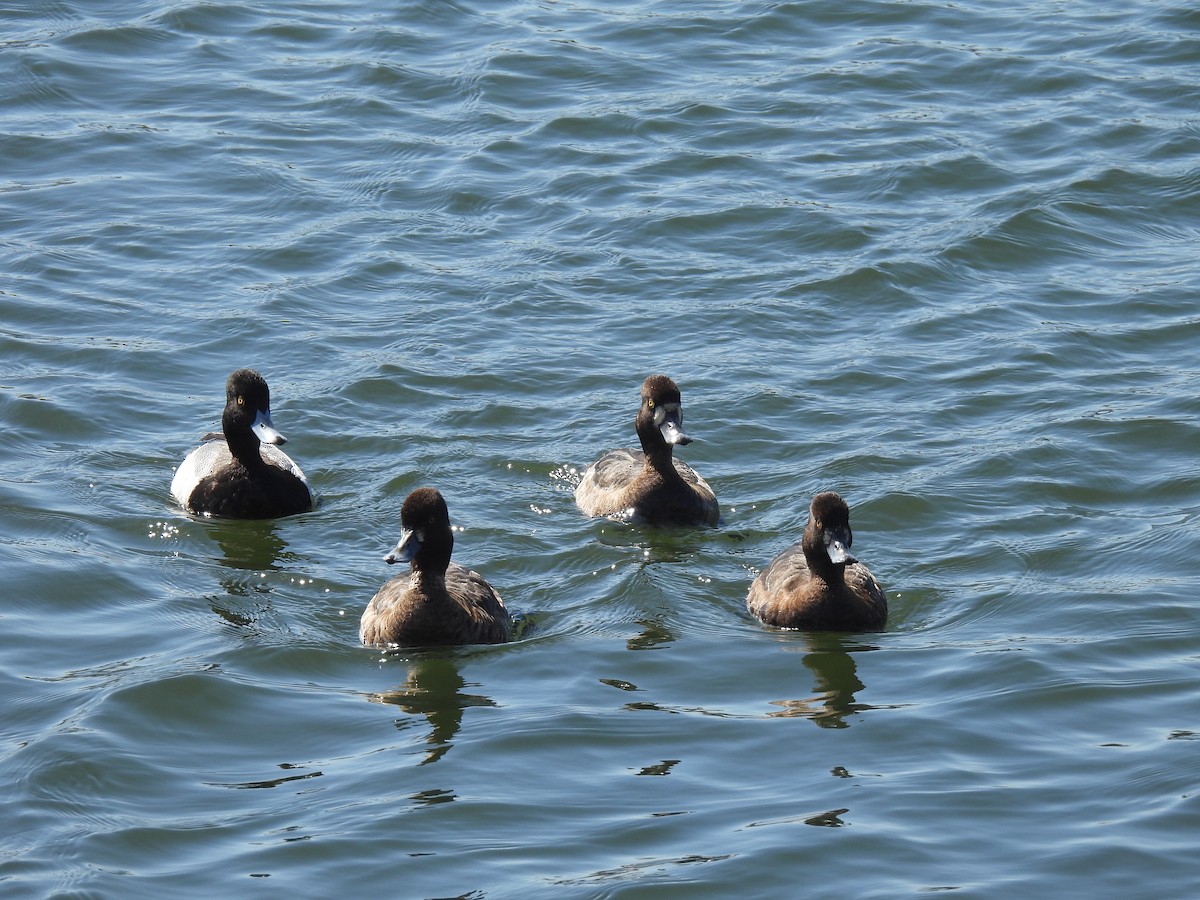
[367,656,497,765]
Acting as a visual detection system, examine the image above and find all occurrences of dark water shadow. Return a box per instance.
[367,655,498,765]
[208,578,274,628]
[744,806,852,829]
[187,517,309,627]
[205,764,324,790]
[591,520,715,564]
[205,517,294,571]
[767,634,882,728]
[627,616,676,651]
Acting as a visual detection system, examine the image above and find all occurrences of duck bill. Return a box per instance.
[656,409,692,446]
[825,527,857,565]
[251,407,287,445]
[384,529,420,566]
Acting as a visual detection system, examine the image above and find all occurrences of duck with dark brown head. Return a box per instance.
[360,488,511,647]
[747,491,887,632]
[575,375,718,527]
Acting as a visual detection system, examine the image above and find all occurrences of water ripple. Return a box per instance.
[3,0,1200,896]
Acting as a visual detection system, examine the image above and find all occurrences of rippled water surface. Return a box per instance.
[3,1,1200,897]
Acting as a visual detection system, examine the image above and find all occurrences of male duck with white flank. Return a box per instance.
[171,368,314,519]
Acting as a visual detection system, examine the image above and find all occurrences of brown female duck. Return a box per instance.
[575,375,718,526]
[360,488,511,647]
[747,491,887,632]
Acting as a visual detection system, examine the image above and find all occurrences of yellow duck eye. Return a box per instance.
[236,395,244,406]
[647,398,655,409]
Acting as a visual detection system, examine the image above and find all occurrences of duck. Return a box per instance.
[360,487,511,647]
[171,368,314,519]
[574,375,718,526]
[747,491,887,632]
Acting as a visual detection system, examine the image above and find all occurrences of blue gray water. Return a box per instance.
[2,1,1199,897]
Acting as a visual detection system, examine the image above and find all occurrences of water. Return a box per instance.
[2,1,1199,896]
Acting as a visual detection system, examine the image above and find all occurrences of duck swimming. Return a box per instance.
[575,374,718,526]
[747,491,887,632]
[360,487,511,647]
[171,368,314,519]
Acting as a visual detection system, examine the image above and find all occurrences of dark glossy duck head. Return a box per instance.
[806,491,858,566]
[635,374,692,452]
[222,368,286,450]
[385,487,454,574]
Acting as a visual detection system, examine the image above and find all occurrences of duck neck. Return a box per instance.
[647,444,683,480]
[803,530,846,586]
[224,424,267,470]
[412,564,446,591]
[410,540,453,589]
[636,421,682,481]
